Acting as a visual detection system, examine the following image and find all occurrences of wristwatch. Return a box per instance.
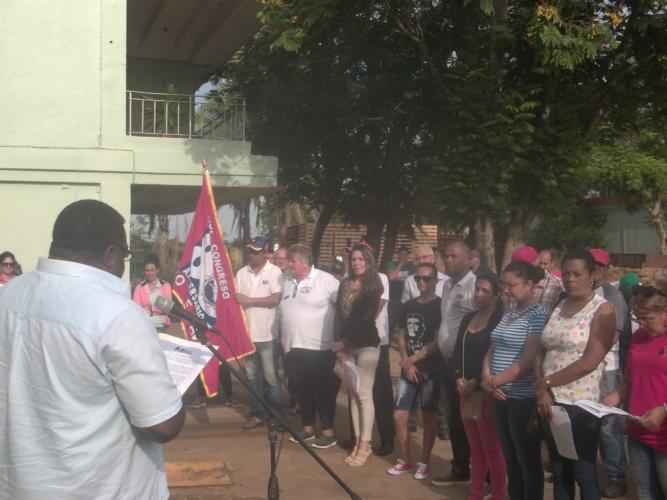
[545,378,552,388]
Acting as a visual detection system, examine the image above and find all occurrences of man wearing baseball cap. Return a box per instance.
[589,248,629,498]
[235,236,285,430]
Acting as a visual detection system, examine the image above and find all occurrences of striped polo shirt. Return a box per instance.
[490,303,547,399]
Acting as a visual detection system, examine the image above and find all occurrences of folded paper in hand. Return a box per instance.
[334,359,363,394]
[159,333,213,395]
[573,399,639,420]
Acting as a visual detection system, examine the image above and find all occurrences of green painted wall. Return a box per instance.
[600,204,660,254]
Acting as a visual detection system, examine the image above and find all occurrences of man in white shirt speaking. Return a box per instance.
[0,200,184,500]
[235,236,284,430]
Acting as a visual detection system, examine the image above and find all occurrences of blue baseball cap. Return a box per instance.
[246,236,269,253]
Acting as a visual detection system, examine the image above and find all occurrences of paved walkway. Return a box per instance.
[164,342,635,499]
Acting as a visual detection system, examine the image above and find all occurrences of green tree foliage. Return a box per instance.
[527,200,608,251]
[221,0,667,266]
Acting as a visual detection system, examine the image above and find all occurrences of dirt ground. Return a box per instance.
[164,340,636,500]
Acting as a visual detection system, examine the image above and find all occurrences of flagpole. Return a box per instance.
[186,321,363,500]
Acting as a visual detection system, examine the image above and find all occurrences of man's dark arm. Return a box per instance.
[142,406,185,443]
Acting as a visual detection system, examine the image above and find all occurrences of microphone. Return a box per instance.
[154,296,215,332]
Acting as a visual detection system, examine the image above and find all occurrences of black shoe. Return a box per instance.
[431,466,471,486]
[373,443,394,456]
[602,481,627,498]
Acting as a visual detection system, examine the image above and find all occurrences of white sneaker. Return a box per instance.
[386,459,415,476]
[413,462,430,480]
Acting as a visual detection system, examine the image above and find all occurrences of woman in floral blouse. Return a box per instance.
[534,248,616,500]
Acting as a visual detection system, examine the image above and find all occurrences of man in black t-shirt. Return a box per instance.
[386,263,442,481]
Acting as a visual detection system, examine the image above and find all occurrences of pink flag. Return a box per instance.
[172,167,254,397]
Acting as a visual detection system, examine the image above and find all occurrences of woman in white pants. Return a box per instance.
[333,242,382,466]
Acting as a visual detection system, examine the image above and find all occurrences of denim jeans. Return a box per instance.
[598,369,628,483]
[246,340,284,420]
[545,403,601,500]
[628,435,667,500]
[492,398,543,500]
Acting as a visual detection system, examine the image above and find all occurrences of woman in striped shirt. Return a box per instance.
[482,260,547,500]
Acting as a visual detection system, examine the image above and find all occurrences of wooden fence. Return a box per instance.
[281,222,463,270]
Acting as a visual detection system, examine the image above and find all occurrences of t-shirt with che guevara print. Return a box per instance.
[399,297,441,373]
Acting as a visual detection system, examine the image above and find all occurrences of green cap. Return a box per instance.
[619,272,640,296]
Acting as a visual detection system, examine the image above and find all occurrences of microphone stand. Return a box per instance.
[186,321,362,500]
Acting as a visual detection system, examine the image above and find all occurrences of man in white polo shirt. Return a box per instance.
[235,236,284,430]
[280,244,341,449]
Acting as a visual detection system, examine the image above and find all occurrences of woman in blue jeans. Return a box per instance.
[481,260,547,500]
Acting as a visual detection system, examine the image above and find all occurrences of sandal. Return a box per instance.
[344,446,359,465]
[347,446,372,467]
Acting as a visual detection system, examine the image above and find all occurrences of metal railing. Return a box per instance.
[126,91,245,141]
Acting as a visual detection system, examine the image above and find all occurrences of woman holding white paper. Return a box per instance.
[601,275,667,500]
[332,242,382,467]
[534,248,616,500]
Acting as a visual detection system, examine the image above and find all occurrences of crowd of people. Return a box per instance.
[3,206,665,499]
[182,237,664,500]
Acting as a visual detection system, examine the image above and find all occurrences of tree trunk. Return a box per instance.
[472,213,497,273]
[240,200,252,244]
[365,218,384,258]
[311,200,337,267]
[153,215,170,266]
[647,198,667,255]
[380,214,400,272]
[500,220,524,270]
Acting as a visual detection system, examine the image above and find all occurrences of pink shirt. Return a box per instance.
[626,328,667,452]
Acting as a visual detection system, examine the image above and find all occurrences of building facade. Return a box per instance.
[0,0,277,272]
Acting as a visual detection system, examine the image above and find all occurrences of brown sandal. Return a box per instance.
[344,446,359,465]
[347,446,372,467]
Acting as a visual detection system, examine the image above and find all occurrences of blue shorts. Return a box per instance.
[394,370,439,413]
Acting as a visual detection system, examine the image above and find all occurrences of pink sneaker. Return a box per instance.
[386,459,415,476]
[413,462,430,480]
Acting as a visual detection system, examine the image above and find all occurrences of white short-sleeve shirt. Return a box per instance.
[236,261,283,343]
[401,271,448,303]
[376,273,390,346]
[437,271,477,358]
[279,266,340,353]
[0,258,182,500]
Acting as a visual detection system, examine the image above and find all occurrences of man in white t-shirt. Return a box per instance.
[235,236,284,430]
[280,244,341,449]
[401,245,447,303]
[0,200,184,500]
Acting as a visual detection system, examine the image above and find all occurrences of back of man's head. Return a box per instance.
[50,200,125,259]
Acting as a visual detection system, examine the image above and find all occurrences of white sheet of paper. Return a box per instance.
[334,359,363,394]
[573,399,639,420]
[159,333,213,395]
[549,406,578,460]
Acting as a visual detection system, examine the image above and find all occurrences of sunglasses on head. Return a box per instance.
[414,275,434,283]
[631,284,667,298]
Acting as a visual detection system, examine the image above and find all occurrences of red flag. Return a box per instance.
[172,167,254,397]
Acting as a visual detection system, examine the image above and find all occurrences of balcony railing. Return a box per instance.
[126,91,245,141]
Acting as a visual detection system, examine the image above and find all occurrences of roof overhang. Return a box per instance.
[127,0,260,78]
